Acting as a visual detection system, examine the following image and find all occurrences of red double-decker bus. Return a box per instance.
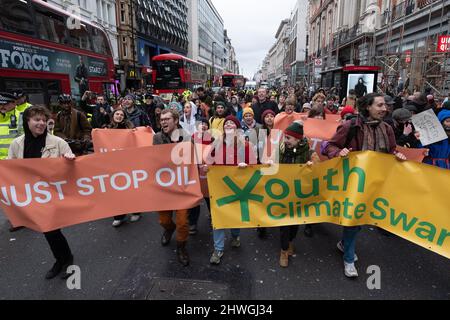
[0,0,116,105]
[152,53,207,94]
[221,73,246,89]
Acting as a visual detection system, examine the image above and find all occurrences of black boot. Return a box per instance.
[176,241,189,266]
[257,227,267,239]
[45,255,73,280]
[161,229,175,246]
[304,225,313,238]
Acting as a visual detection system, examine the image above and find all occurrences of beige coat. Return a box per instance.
[8,134,73,159]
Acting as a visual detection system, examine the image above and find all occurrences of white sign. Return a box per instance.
[411,109,448,146]
[314,59,322,67]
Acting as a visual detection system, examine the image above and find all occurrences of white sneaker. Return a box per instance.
[344,261,358,278]
[337,241,358,262]
[130,214,141,222]
[112,220,124,227]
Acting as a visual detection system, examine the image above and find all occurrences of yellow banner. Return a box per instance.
[208,151,450,259]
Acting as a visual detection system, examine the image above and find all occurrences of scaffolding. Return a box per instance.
[376,0,450,96]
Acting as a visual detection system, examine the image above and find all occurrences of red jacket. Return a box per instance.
[325,116,397,158]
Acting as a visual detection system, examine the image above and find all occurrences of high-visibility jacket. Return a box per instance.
[16,102,32,113]
[0,108,24,160]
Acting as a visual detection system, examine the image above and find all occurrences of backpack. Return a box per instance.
[320,117,358,156]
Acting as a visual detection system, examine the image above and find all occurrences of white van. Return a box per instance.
[244,81,257,91]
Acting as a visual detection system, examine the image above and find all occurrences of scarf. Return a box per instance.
[24,126,47,159]
[361,118,390,152]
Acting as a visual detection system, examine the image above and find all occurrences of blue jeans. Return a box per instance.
[342,226,361,263]
[213,229,240,251]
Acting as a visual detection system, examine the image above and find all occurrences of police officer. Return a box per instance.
[13,89,32,113]
[0,92,24,160]
[0,92,25,232]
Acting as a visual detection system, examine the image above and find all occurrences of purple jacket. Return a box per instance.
[325,116,397,159]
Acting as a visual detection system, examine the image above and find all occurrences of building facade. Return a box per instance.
[375,0,450,95]
[188,0,226,86]
[307,0,450,95]
[115,0,189,90]
[45,0,119,66]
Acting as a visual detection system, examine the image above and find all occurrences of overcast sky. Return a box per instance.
[211,0,298,79]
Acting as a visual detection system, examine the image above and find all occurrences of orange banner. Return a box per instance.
[92,127,153,153]
[0,143,202,232]
[395,146,428,163]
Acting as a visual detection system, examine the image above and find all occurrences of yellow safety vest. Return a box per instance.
[16,102,32,113]
[0,108,24,160]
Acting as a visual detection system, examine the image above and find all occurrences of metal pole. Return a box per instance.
[130,0,136,89]
[211,42,216,87]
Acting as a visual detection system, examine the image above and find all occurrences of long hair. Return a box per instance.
[357,93,384,117]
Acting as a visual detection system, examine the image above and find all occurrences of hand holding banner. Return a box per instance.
[0,143,202,232]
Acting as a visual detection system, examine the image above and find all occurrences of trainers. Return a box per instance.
[337,241,358,262]
[230,236,241,248]
[130,214,141,222]
[344,261,358,278]
[112,219,124,227]
[210,250,224,265]
[189,224,198,235]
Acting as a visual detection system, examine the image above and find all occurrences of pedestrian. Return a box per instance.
[421,109,450,169]
[122,95,151,128]
[54,94,92,156]
[180,101,198,136]
[153,109,192,266]
[206,115,257,265]
[107,109,141,227]
[252,88,279,125]
[276,121,316,267]
[209,101,227,134]
[228,95,243,121]
[0,92,27,232]
[8,105,75,279]
[391,108,420,148]
[241,107,262,134]
[324,93,406,278]
[91,95,112,129]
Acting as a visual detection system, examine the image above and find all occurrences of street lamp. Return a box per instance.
[211,41,217,87]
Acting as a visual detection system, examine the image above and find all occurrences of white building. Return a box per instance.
[46,0,119,65]
[187,0,226,85]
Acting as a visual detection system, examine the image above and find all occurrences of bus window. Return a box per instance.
[0,0,35,37]
[67,24,92,52]
[35,8,67,44]
[89,26,111,56]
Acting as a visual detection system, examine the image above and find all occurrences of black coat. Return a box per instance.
[252,100,278,124]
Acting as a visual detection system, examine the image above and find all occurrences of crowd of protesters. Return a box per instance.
[1,81,449,280]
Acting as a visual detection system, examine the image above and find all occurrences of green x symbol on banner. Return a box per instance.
[216,170,264,222]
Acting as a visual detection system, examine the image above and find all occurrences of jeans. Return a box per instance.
[43,229,72,263]
[213,229,240,251]
[159,210,189,242]
[342,226,361,263]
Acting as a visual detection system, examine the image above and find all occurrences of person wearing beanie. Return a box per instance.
[241,107,262,133]
[421,109,450,169]
[8,105,76,279]
[209,101,227,134]
[189,117,215,236]
[261,109,276,132]
[391,108,420,148]
[204,114,257,266]
[340,106,356,121]
[276,120,317,268]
